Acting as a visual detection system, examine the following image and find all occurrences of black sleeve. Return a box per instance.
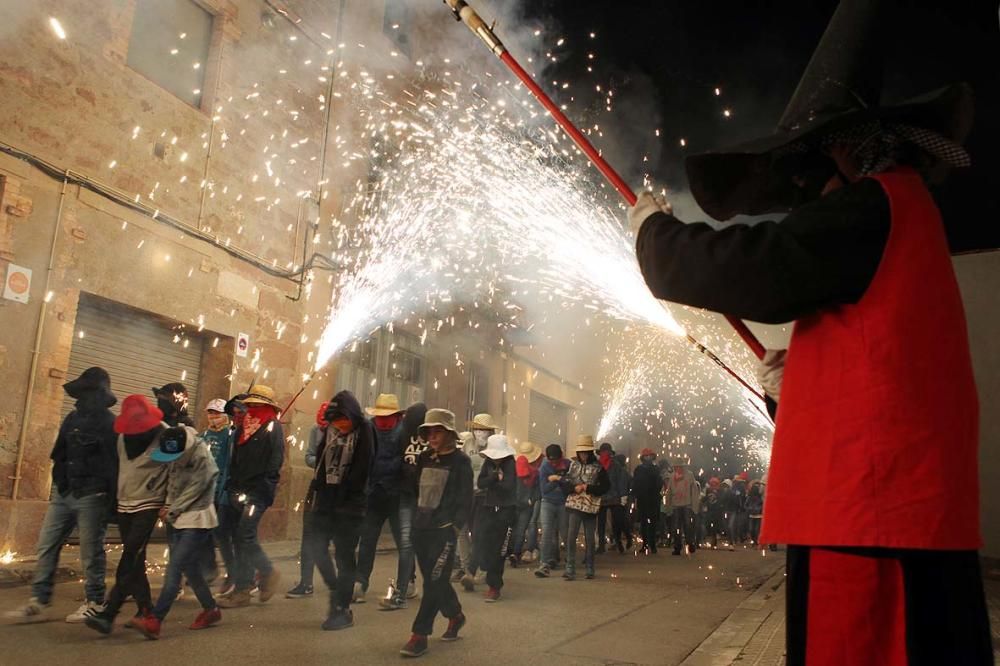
[587,467,611,497]
[635,178,890,324]
[453,455,474,530]
[477,459,498,490]
[347,424,373,498]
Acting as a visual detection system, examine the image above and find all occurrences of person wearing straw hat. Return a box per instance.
[631,448,661,555]
[303,390,374,631]
[560,436,610,580]
[628,1,990,661]
[458,413,500,591]
[508,441,543,566]
[473,434,517,602]
[4,367,117,625]
[216,385,285,609]
[84,395,171,635]
[355,393,419,611]
[664,458,697,556]
[399,409,473,658]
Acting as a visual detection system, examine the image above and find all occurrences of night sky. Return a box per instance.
[516,0,999,251]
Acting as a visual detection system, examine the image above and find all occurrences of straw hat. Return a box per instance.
[243,385,279,408]
[419,408,458,437]
[482,434,516,460]
[517,440,543,463]
[458,431,474,450]
[366,393,403,417]
[467,413,499,431]
[575,435,595,453]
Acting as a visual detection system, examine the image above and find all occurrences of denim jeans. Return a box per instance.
[510,501,541,556]
[566,509,596,575]
[355,489,415,598]
[217,496,272,590]
[539,501,568,568]
[31,491,109,605]
[671,507,695,553]
[307,511,362,610]
[153,527,217,619]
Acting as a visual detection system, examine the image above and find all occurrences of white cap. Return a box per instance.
[205,398,227,413]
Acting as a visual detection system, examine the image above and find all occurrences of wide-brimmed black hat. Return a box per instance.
[686,0,974,221]
[63,367,113,400]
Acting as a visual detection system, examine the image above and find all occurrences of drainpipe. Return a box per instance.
[12,172,69,500]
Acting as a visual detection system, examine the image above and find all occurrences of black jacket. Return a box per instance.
[226,417,284,507]
[631,462,663,505]
[50,390,118,499]
[399,403,429,499]
[478,456,517,508]
[414,448,473,530]
[310,390,373,516]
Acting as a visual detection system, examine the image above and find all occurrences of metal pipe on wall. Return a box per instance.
[11,172,69,500]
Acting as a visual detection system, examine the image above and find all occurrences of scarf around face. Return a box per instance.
[240,404,277,445]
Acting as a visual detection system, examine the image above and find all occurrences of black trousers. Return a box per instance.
[671,507,695,553]
[599,505,630,547]
[306,511,362,611]
[786,545,993,666]
[636,501,659,552]
[412,527,461,637]
[478,506,515,590]
[105,509,159,617]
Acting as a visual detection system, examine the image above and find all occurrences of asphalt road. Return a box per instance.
[0,542,785,665]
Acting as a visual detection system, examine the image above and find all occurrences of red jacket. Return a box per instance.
[760,169,980,549]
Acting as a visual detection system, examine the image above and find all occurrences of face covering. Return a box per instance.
[330,417,354,435]
[206,413,229,430]
[374,414,402,431]
[473,430,489,449]
[239,404,277,444]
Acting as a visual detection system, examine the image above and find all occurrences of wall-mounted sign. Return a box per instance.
[236,332,250,358]
[3,263,31,304]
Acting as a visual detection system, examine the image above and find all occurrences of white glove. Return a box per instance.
[628,191,672,236]
[756,349,787,400]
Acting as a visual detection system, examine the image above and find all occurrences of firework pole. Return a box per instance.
[442,0,767,362]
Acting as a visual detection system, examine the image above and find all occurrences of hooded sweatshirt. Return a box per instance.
[478,455,517,508]
[163,431,219,528]
[116,426,170,513]
[51,387,118,499]
[539,458,570,504]
[309,390,373,516]
[414,446,474,530]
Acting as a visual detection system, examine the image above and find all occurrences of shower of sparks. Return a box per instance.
[315,69,682,370]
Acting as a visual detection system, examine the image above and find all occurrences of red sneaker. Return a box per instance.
[400,633,428,658]
[190,607,222,630]
[441,612,466,641]
[134,615,161,640]
[484,587,501,603]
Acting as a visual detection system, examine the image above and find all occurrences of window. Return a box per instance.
[389,346,422,385]
[383,0,411,58]
[466,364,490,426]
[347,338,377,372]
[127,0,214,108]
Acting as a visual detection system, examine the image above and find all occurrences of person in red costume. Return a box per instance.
[627,2,991,663]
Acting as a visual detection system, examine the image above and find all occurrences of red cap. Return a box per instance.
[114,395,164,435]
[640,448,656,458]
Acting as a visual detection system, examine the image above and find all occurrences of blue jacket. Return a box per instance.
[539,458,570,505]
[200,426,233,506]
[369,420,405,495]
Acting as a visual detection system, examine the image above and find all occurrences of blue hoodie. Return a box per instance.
[369,419,405,495]
[539,458,570,505]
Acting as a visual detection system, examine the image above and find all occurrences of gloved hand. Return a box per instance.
[628,190,672,236]
[756,349,787,400]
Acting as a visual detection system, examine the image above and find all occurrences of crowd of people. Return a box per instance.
[3,368,767,658]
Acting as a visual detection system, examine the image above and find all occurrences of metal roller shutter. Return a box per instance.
[62,293,205,418]
[528,390,568,447]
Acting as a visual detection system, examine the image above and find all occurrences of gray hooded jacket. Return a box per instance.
[165,429,220,528]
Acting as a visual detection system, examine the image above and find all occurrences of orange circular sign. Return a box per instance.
[8,271,28,294]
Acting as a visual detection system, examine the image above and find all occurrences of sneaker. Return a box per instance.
[533,565,550,578]
[460,573,475,592]
[450,569,465,583]
[190,607,222,630]
[65,601,105,624]
[507,554,519,568]
[215,581,235,599]
[4,598,50,623]
[484,587,500,603]
[321,608,354,631]
[285,582,314,599]
[378,595,407,611]
[352,581,366,604]
[134,615,161,640]
[259,569,282,602]
[175,588,185,601]
[585,571,595,580]
[400,633,429,657]
[441,612,466,641]
[563,571,576,581]
[84,610,114,635]
[406,586,418,600]
[216,590,251,608]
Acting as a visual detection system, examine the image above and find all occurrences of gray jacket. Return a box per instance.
[165,430,219,525]
[305,425,323,469]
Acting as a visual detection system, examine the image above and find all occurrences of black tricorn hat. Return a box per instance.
[686,0,974,221]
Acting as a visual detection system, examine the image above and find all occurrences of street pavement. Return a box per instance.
[0,541,785,665]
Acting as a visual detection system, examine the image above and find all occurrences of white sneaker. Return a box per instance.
[352,581,366,604]
[66,601,105,624]
[4,598,50,623]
